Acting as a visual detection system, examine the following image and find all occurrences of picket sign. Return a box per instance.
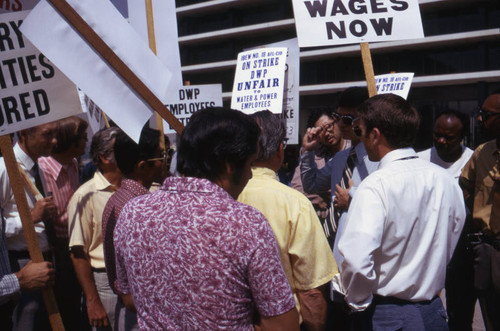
[146,0,167,151]
[45,0,184,135]
[291,0,424,97]
[0,135,65,331]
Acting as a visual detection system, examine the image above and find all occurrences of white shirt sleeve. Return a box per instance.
[338,179,386,311]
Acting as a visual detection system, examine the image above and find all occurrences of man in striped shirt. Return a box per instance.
[39,116,88,331]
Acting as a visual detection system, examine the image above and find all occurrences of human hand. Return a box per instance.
[15,261,55,290]
[333,179,353,210]
[302,126,323,152]
[87,297,109,328]
[31,197,57,223]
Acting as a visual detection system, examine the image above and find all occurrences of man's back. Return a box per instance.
[340,148,466,309]
[114,177,296,330]
[239,167,337,299]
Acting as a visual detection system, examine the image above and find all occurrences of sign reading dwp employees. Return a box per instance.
[292,0,424,47]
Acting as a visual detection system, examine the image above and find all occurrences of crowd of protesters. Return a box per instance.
[0,89,499,331]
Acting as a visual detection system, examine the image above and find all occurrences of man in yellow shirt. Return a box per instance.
[68,127,122,330]
[238,110,338,330]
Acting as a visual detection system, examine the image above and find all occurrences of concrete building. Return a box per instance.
[175,0,499,149]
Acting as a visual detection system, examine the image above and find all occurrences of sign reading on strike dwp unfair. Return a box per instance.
[0,11,81,135]
[291,0,424,47]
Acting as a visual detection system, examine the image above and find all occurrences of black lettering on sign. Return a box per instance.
[0,20,24,52]
[326,21,346,39]
[304,0,328,17]
[179,88,200,100]
[0,90,50,124]
[370,17,393,36]
[390,0,408,11]
[331,0,349,15]
[39,54,55,79]
[326,17,394,39]
[349,0,367,14]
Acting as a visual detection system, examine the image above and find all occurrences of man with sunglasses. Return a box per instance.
[459,90,500,331]
[301,87,377,264]
[291,107,350,249]
[336,94,465,330]
[101,128,166,331]
[300,87,377,329]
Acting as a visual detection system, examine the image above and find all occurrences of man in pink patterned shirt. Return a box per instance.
[102,128,166,331]
[114,107,299,330]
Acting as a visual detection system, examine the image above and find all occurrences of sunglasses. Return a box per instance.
[332,112,359,126]
[477,107,500,122]
[353,126,362,137]
[146,148,174,163]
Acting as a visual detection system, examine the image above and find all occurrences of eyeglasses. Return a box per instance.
[353,126,362,137]
[146,148,174,163]
[321,122,335,130]
[477,107,500,122]
[332,112,359,126]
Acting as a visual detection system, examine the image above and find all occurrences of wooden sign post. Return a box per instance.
[145,0,167,151]
[0,135,65,331]
[360,42,378,98]
[46,0,184,135]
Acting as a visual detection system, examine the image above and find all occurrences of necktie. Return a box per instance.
[332,147,357,226]
[32,163,45,197]
[490,153,500,237]
[33,163,56,247]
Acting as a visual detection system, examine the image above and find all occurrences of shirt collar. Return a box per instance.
[121,178,149,196]
[353,142,368,159]
[161,176,230,197]
[39,156,63,180]
[251,167,277,180]
[93,170,118,192]
[14,143,36,171]
[379,147,417,169]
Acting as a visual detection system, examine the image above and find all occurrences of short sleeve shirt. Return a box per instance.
[114,177,296,330]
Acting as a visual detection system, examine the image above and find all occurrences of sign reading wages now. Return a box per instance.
[292,0,424,47]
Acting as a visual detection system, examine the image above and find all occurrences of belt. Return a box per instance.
[8,250,53,261]
[467,233,500,250]
[91,267,106,273]
[373,295,438,306]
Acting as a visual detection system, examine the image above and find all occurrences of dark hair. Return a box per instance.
[338,87,369,108]
[177,107,260,181]
[52,116,89,154]
[90,127,120,170]
[250,110,286,162]
[358,94,420,149]
[306,107,333,129]
[435,110,469,138]
[114,128,161,175]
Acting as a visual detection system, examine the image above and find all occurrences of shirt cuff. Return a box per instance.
[1,273,21,298]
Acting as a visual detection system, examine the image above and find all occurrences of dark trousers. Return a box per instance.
[53,239,84,331]
[351,296,448,331]
[472,242,500,331]
[8,254,51,331]
[445,231,476,331]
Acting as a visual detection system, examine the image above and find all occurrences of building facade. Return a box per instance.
[175,0,500,149]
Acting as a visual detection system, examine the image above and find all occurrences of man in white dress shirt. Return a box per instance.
[337,94,466,329]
